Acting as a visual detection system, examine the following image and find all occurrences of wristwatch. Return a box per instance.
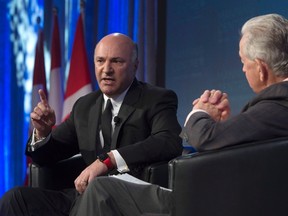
[97,153,114,170]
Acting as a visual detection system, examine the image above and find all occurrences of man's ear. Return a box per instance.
[134,58,139,71]
[255,59,268,82]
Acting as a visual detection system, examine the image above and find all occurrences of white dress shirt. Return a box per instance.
[102,89,130,173]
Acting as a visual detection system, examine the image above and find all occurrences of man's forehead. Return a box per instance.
[95,43,131,58]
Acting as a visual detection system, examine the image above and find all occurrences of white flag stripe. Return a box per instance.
[62,84,92,120]
[49,67,63,124]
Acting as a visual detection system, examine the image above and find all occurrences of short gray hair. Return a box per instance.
[241,14,288,77]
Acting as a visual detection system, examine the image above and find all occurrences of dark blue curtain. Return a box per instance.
[0,0,12,196]
[0,0,33,196]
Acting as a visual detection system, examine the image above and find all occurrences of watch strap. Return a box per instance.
[97,153,114,170]
[103,157,114,170]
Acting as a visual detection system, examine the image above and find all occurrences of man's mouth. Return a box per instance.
[102,78,115,84]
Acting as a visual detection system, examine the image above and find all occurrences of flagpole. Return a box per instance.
[80,0,85,35]
[80,0,85,15]
[53,6,58,16]
[36,16,41,31]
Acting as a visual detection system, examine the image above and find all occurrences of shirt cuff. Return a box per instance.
[184,109,208,126]
[111,150,130,173]
[30,129,48,151]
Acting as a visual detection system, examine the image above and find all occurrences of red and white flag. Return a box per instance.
[49,13,63,125]
[30,28,47,134]
[25,27,47,186]
[62,14,92,121]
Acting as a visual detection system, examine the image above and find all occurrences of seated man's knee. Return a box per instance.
[0,186,24,203]
[0,186,28,215]
[84,176,121,197]
[85,176,107,192]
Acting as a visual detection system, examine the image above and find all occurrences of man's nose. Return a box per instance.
[103,62,113,73]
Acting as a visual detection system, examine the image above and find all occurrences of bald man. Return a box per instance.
[0,33,182,216]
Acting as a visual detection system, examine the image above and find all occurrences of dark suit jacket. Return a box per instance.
[26,79,183,177]
[180,81,288,151]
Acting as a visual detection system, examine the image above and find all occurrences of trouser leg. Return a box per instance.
[70,176,173,216]
[0,186,77,216]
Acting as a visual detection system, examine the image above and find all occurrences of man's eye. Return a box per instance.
[113,59,124,64]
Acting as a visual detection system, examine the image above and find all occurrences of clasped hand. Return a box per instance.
[193,89,231,121]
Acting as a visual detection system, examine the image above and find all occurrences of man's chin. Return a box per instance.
[101,88,116,97]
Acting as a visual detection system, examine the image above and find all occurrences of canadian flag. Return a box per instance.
[62,13,92,121]
[25,27,47,186]
[48,13,63,125]
[30,28,47,134]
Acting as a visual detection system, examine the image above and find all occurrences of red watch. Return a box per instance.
[97,153,114,170]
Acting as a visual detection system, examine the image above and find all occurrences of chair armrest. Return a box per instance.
[29,154,169,189]
[168,137,288,216]
[141,161,169,188]
[29,154,86,190]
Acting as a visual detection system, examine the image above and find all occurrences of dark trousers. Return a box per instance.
[0,176,172,216]
[0,186,77,216]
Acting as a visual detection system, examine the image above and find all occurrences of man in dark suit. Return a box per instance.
[0,33,182,215]
[180,13,288,151]
[58,13,288,216]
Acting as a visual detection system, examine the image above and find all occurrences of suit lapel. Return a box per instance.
[88,95,103,153]
[111,80,141,149]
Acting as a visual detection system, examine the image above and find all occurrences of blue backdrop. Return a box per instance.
[0,0,43,197]
[0,0,144,197]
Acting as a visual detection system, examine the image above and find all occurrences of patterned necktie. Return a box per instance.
[101,99,112,150]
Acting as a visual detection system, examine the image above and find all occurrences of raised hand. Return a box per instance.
[30,89,56,138]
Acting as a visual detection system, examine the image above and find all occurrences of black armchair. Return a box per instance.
[28,154,86,190]
[168,137,288,216]
[28,154,169,190]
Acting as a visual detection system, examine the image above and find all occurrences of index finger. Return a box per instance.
[200,90,211,103]
[221,93,228,100]
[38,89,48,105]
[209,90,223,104]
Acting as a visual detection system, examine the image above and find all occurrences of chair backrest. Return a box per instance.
[168,137,288,216]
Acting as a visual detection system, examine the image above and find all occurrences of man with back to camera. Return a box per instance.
[180,13,288,151]
[62,13,288,215]
[0,33,183,215]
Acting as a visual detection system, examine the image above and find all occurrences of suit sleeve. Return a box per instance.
[181,101,288,151]
[25,101,81,166]
[118,89,183,165]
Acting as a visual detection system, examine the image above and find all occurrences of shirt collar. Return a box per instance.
[103,83,132,111]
